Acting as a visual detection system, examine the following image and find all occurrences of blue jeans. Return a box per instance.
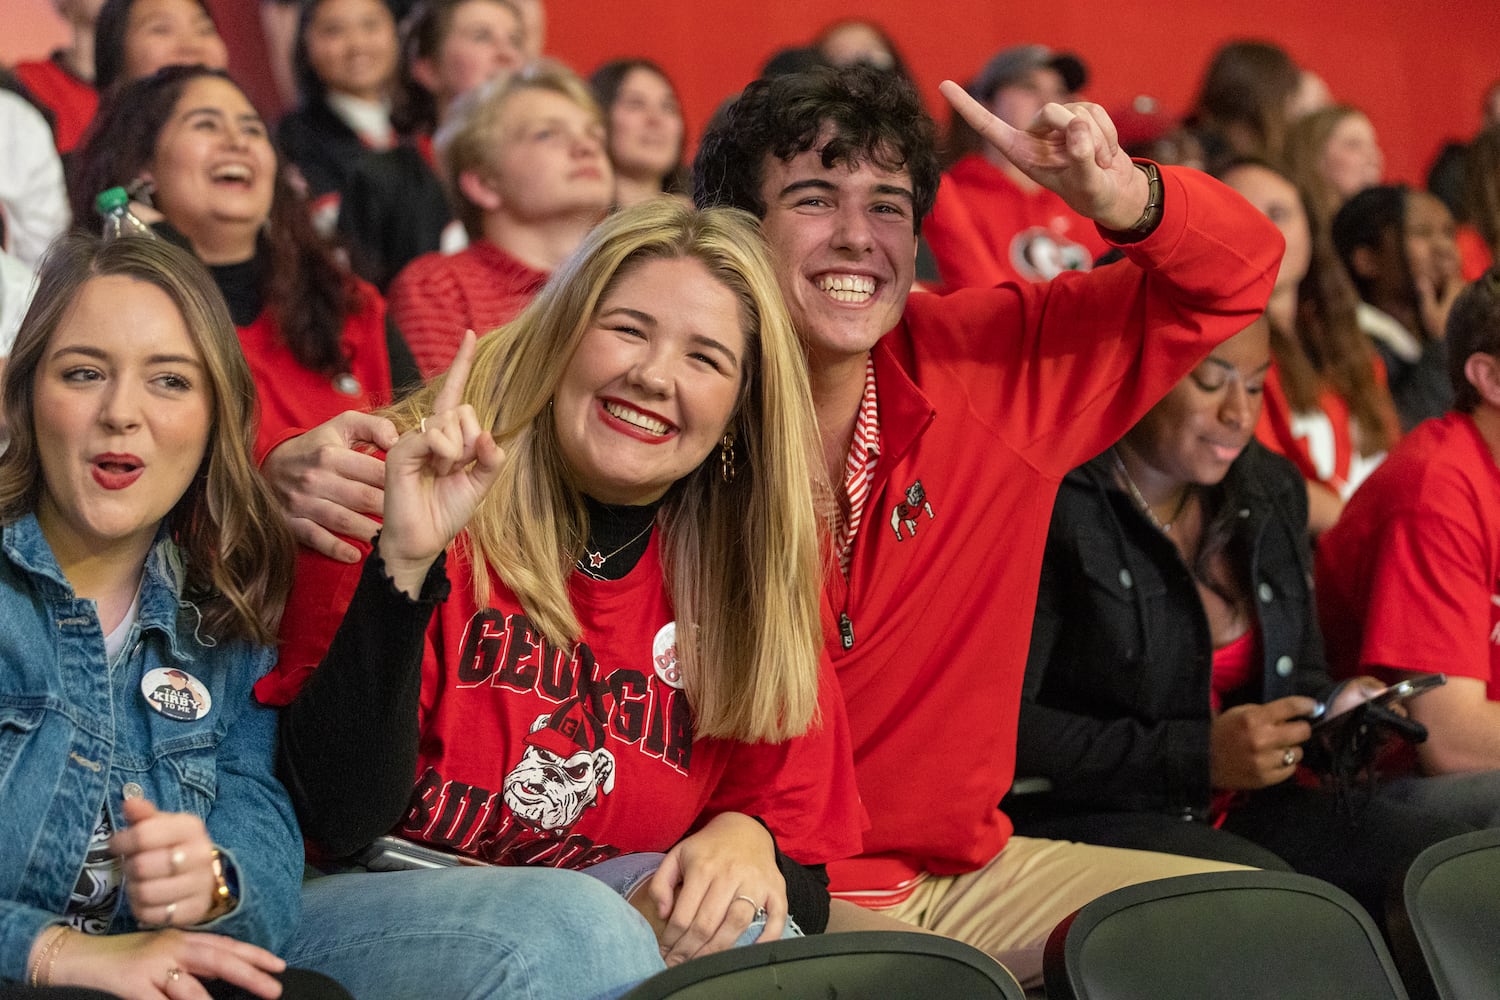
[283,866,666,1000]
[581,852,804,945]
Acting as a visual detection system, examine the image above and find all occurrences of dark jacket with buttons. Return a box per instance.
[1009,441,1331,820]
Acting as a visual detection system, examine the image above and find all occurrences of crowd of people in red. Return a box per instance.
[2,5,1499,998]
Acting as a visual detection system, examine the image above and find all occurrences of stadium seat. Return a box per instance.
[1388,826,1500,1000]
[620,930,1024,999]
[1044,870,1408,1000]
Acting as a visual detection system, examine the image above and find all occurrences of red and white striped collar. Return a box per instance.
[834,354,881,576]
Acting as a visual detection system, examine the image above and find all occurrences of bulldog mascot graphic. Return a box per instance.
[502,698,617,835]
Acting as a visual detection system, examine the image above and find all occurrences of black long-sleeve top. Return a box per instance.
[275,542,831,932]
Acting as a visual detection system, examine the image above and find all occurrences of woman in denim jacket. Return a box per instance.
[0,235,305,997]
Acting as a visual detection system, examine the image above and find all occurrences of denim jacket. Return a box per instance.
[0,514,301,983]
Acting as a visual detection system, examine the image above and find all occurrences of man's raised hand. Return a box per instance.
[939,79,1152,233]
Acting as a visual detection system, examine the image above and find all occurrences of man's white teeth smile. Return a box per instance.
[817,274,876,303]
[604,400,669,435]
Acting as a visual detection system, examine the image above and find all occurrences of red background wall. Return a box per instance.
[8,0,1499,185]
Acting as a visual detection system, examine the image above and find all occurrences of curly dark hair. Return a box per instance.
[71,65,359,378]
[692,64,939,233]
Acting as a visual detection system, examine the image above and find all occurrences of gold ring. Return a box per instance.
[164,901,176,924]
[169,848,186,875]
[167,967,181,982]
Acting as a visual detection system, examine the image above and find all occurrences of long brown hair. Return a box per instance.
[0,235,294,644]
[1190,40,1300,169]
[1220,159,1396,456]
[1283,105,1368,236]
[588,58,689,195]
[390,0,522,135]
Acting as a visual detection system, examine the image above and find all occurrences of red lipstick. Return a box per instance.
[92,453,144,490]
[596,398,677,444]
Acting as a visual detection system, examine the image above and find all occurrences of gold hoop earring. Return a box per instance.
[719,432,736,483]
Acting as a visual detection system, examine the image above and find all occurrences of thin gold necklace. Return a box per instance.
[1112,447,1192,533]
[577,521,655,575]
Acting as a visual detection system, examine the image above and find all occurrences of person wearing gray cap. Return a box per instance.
[925,44,1111,289]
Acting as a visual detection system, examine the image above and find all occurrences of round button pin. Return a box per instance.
[652,623,684,689]
[141,667,212,722]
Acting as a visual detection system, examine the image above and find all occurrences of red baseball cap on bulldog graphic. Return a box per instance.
[525,698,608,758]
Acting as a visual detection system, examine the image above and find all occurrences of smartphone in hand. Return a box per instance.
[1312,674,1447,731]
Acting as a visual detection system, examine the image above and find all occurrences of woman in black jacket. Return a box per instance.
[276,0,400,233]
[1010,315,1470,926]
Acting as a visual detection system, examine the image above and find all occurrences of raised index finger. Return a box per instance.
[431,329,479,415]
[938,79,1020,153]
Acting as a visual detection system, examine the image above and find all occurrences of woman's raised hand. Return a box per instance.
[379,330,505,596]
[938,79,1152,232]
[39,927,285,1000]
[644,811,788,966]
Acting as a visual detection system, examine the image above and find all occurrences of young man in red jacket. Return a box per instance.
[690,64,1283,986]
[258,62,1284,986]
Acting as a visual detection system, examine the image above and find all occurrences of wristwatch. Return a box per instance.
[202,848,240,921]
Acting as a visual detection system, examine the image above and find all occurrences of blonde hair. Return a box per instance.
[0,235,294,645]
[437,58,603,240]
[391,201,824,741]
[1283,105,1367,236]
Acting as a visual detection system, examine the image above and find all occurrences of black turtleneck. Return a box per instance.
[208,254,265,327]
[577,494,661,581]
[149,220,264,325]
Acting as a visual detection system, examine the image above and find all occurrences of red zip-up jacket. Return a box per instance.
[825,165,1284,899]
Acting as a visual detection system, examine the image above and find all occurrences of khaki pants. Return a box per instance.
[830,836,1247,987]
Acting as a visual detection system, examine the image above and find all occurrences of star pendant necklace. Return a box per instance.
[1112,447,1192,534]
[578,521,655,575]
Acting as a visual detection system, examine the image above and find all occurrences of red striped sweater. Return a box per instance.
[388,240,548,379]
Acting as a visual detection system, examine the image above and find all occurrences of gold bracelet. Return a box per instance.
[202,848,238,922]
[28,925,69,988]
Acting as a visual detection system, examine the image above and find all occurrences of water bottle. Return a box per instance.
[96,187,157,241]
